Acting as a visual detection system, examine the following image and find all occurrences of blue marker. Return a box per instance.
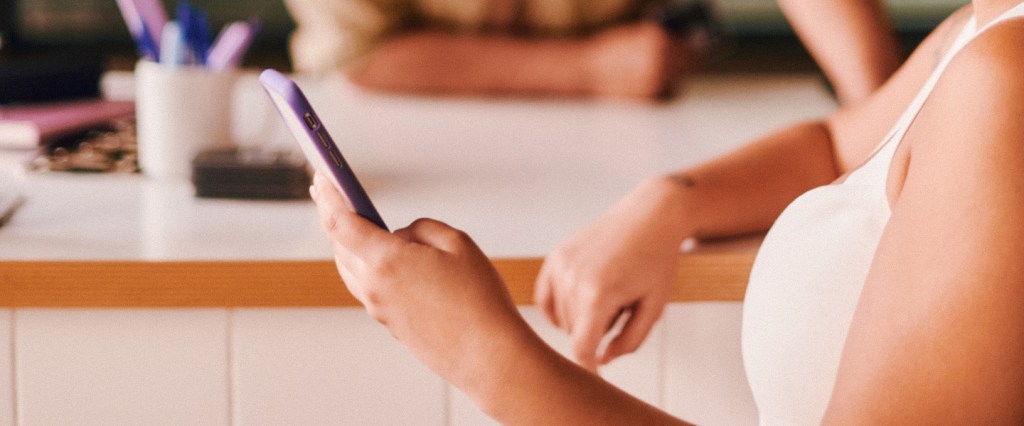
[190,8,212,65]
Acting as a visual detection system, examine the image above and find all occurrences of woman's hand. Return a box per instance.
[535,177,692,371]
[587,22,692,99]
[309,174,533,393]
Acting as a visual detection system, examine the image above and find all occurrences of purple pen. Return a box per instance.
[114,0,160,60]
[114,0,144,42]
[134,0,169,47]
[207,21,257,71]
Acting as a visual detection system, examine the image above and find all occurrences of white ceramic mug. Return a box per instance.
[135,60,238,179]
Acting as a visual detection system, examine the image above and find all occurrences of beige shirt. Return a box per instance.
[284,0,654,73]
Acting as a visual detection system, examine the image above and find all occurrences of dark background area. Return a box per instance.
[0,0,295,70]
[0,0,952,75]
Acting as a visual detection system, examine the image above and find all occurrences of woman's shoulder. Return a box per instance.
[959,17,1024,77]
[911,13,1024,164]
[941,17,1024,114]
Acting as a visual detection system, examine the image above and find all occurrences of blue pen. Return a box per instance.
[137,19,161,61]
[190,8,212,66]
[160,21,186,67]
[176,0,196,65]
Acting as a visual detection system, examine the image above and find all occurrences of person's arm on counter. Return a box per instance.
[283,0,694,99]
[534,5,965,370]
[348,22,688,98]
[778,0,903,104]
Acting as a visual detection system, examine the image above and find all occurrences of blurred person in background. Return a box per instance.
[284,0,900,101]
[284,0,710,98]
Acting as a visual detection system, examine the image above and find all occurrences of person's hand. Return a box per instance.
[309,174,532,391]
[535,177,690,371]
[586,22,694,98]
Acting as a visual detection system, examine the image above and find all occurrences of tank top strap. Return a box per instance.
[845,15,976,184]
[978,2,1024,32]
[848,2,1024,185]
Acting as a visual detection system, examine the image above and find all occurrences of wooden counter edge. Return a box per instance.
[0,253,755,307]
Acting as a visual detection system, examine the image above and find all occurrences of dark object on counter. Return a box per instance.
[192,147,311,200]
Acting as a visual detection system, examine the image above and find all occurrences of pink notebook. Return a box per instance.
[0,99,135,149]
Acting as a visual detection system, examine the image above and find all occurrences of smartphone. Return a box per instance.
[259,69,388,230]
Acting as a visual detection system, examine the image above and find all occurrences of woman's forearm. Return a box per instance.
[658,120,840,241]
[468,324,689,426]
[347,23,677,98]
[349,31,592,95]
[778,0,902,104]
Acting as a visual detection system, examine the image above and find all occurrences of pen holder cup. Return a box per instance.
[135,60,239,179]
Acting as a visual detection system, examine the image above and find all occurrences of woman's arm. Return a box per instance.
[535,7,972,368]
[777,0,903,105]
[535,120,841,370]
[308,174,688,425]
[824,23,1024,423]
[348,22,686,98]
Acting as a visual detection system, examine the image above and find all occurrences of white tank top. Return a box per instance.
[741,4,1024,425]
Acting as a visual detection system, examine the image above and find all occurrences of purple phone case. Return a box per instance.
[259,69,388,230]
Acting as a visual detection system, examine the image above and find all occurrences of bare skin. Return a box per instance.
[537,4,973,372]
[778,0,903,105]
[343,0,689,98]
[311,175,686,425]
[348,21,690,99]
[288,0,899,99]
[345,0,898,100]
[311,1,1024,423]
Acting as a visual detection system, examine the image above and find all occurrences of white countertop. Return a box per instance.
[0,73,836,261]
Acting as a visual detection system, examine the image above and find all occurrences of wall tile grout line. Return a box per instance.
[226,309,236,426]
[9,310,18,426]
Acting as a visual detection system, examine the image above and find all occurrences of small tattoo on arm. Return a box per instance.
[670,174,697,188]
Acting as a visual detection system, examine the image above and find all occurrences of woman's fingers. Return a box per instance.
[600,299,663,365]
[310,173,395,268]
[402,218,473,253]
[569,299,619,372]
[311,174,390,245]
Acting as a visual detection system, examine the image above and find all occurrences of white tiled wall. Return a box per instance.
[6,304,754,425]
[15,309,230,426]
[231,308,445,425]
